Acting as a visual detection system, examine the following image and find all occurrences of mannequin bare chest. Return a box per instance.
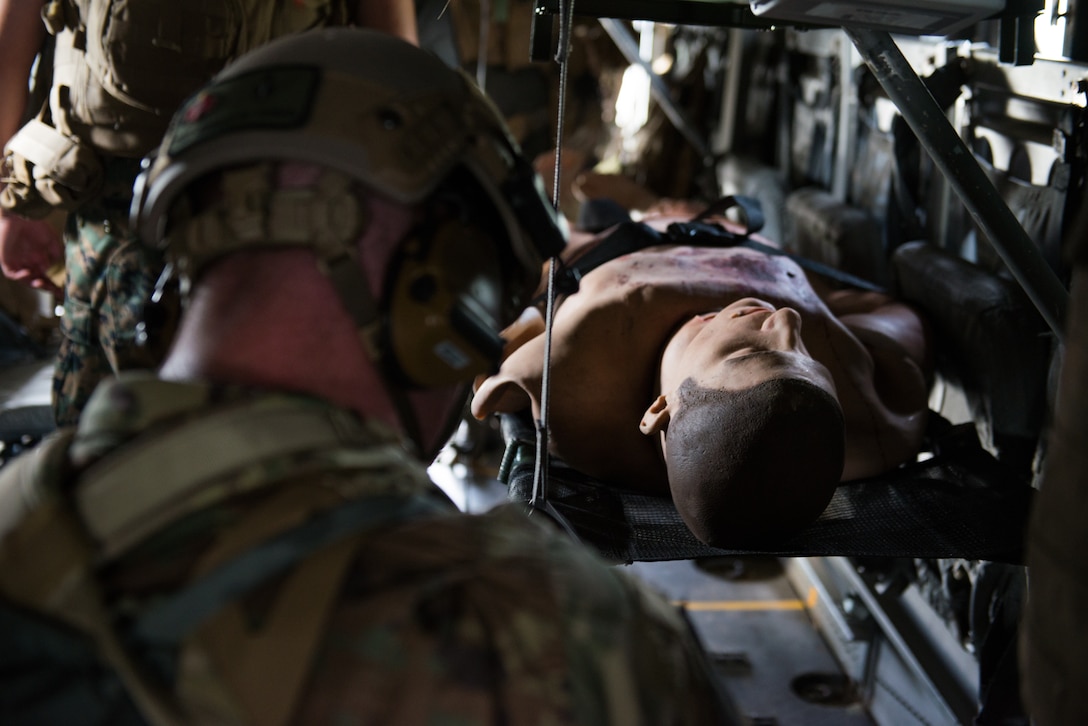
[571,244,827,330]
[540,246,831,490]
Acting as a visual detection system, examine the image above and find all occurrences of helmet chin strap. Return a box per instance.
[316,251,426,458]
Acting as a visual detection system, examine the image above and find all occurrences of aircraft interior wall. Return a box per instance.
[497,2,1088,723]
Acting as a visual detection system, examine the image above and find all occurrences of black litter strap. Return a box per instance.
[535,206,887,310]
[500,414,1032,565]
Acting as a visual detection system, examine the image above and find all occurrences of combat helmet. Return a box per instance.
[132,27,566,392]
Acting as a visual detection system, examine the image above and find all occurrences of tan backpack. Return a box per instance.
[1,0,349,218]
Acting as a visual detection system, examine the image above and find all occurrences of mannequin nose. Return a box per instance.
[761,307,802,343]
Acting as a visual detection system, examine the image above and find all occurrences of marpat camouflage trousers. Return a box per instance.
[52,160,177,426]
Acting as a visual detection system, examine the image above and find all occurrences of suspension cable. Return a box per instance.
[531,0,576,508]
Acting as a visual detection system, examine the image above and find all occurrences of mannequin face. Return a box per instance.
[642,297,837,439]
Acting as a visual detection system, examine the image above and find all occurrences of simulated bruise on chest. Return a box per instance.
[596,246,814,306]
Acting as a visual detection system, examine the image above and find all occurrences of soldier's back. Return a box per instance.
[296,504,731,725]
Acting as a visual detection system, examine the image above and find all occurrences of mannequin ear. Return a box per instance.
[640,394,671,435]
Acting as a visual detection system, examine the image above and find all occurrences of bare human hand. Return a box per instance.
[0,210,64,298]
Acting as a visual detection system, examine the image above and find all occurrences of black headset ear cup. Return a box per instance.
[385,219,508,388]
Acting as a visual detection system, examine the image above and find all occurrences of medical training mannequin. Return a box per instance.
[473,212,932,545]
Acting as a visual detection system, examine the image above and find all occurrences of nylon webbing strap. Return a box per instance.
[318,252,425,454]
[560,221,668,284]
[320,253,383,353]
[668,222,889,294]
[133,494,448,645]
[549,214,887,300]
[535,196,758,304]
[537,219,735,304]
[537,192,886,306]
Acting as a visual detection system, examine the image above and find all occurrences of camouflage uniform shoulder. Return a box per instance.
[72,372,230,464]
[65,372,447,556]
[70,371,403,463]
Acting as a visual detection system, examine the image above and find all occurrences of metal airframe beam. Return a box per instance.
[846,28,1069,341]
[596,18,715,164]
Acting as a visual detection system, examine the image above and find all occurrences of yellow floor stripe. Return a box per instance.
[670,583,818,613]
[674,587,819,613]
[674,599,806,612]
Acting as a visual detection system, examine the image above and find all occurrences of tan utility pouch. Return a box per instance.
[1,118,104,217]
